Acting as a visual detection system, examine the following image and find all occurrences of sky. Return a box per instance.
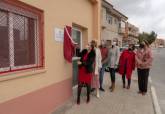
[108,0,165,39]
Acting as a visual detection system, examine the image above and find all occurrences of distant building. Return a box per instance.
[152,38,165,48]
[123,22,139,46]
[101,0,128,47]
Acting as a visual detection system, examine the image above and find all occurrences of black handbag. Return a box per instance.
[115,65,120,72]
[105,67,110,72]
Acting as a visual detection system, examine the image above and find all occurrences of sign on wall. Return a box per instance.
[54,28,64,42]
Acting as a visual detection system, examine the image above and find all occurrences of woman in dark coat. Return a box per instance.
[119,44,135,89]
[77,43,96,104]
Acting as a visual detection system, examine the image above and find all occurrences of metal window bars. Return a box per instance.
[0,3,41,73]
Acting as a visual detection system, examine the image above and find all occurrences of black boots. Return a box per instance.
[77,85,82,105]
[77,83,91,104]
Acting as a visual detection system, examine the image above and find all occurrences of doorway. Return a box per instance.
[72,27,82,87]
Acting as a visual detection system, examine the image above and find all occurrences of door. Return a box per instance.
[72,28,82,87]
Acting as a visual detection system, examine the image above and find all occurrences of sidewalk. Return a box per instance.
[52,72,154,114]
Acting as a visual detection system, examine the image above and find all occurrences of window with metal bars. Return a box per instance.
[0,1,44,74]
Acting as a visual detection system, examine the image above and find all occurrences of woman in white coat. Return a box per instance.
[108,42,120,92]
[91,40,102,98]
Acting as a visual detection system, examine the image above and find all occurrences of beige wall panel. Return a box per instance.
[0,0,97,103]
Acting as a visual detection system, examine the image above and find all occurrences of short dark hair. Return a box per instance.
[132,44,135,51]
[144,40,149,46]
[90,40,97,48]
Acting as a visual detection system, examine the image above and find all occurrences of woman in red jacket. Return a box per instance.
[119,44,135,89]
[77,43,96,104]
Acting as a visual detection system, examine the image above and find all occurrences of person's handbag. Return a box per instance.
[115,64,119,72]
[105,67,110,72]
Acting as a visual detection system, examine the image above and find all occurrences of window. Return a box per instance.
[121,21,125,28]
[106,13,112,24]
[0,11,9,70]
[72,28,82,50]
[72,28,82,57]
[0,1,44,74]
[114,18,118,24]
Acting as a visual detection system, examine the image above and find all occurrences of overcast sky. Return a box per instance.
[107,0,165,39]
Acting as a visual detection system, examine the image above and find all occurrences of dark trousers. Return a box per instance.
[110,68,116,83]
[122,74,131,86]
[77,83,91,103]
[137,68,150,93]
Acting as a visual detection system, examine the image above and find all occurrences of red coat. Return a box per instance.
[78,53,93,84]
[119,50,135,79]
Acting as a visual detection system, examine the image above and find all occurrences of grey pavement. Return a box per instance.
[53,73,154,114]
[150,48,165,114]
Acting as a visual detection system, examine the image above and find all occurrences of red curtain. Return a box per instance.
[63,26,75,63]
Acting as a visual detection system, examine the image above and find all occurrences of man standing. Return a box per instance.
[99,41,109,91]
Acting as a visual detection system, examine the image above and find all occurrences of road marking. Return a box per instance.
[151,86,162,114]
[149,77,152,83]
[160,100,165,105]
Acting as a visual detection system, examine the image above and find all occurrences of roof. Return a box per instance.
[102,0,128,21]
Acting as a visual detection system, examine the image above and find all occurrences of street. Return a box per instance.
[151,48,165,114]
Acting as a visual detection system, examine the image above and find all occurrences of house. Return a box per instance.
[0,0,101,114]
[101,0,128,47]
[123,22,139,46]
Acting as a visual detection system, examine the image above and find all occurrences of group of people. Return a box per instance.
[76,40,153,105]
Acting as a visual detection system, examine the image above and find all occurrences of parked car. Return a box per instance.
[135,44,139,49]
[158,45,164,48]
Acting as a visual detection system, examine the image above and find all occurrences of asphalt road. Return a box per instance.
[150,48,165,114]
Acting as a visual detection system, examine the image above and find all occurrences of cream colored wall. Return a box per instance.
[0,0,99,103]
[93,0,101,43]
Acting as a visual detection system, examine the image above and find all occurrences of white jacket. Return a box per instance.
[95,48,102,75]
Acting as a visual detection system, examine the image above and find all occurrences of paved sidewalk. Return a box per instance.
[53,73,154,114]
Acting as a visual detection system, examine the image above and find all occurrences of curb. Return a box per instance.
[149,77,162,114]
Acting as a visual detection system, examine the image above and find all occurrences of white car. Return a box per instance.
[158,45,164,48]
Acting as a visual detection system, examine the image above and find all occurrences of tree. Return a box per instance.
[139,32,148,43]
[138,31,157,45]
[148,31,157,44]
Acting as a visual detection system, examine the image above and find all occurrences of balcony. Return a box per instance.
[118,28,126,34]
[128,31,139,38]
[102,20,109,29]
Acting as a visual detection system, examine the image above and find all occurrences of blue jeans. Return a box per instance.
[99,64,106,88]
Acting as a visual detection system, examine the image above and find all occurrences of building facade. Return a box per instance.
[101,0,128,47]
[0,0,101,114]
[123,22,139,46]
[152,38,165,48]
